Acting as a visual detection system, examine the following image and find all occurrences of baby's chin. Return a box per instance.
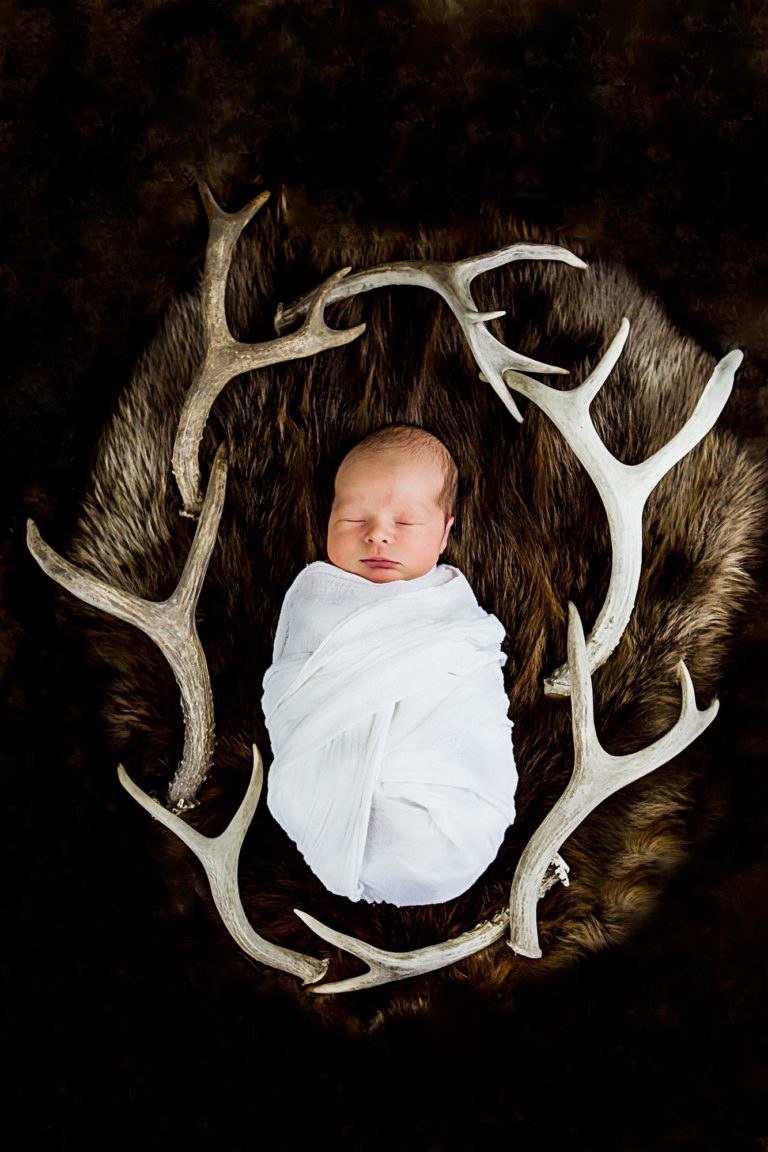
[332,559,413,582]
[359,566,407,583]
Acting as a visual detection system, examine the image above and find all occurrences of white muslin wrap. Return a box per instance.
[262,561,517,906]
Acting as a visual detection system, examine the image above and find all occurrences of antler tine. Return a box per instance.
[507,601,719,959]
[196,180,273,340]
[294,907,509,995]
[504,331,742,696]
[274,244,588,423]
[277,247,736,693]
[27,443,229,811]
[118,747,329,985]
[173,184,366,518]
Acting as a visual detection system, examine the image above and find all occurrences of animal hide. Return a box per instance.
[56,192,766,1016]
[5,1,768,1146]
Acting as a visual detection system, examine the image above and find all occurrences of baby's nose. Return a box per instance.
[365,519,391,542]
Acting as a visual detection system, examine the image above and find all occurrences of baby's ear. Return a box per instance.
[440,516,455,552]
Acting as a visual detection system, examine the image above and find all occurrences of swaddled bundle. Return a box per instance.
[263,561,517,906]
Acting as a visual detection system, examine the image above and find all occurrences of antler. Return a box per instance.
[278,256,739,696]
[27,443,229,811]
[118,748,328,985]
[294,908,509,995]
[289,600,716,989]
[172,182,366,517]
[507,602,719,958]
[504,330,742,695]
[28,450,327,982]
[274,244,588,422]
[32,206,734,989]
[275,246,733,974]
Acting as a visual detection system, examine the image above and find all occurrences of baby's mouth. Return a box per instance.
[361,558,399,568]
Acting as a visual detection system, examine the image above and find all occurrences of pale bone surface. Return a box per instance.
[505,341,740,695]
[506,602,718,958]
[27,441,229,810]
[275,245,588,423]
[172,183,365,518]
[26,186,733,991]
[280,265,741,693]
[118,750,328,985]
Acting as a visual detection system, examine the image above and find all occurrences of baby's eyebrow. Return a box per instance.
[331,496,436,516]
[332,499,364,512]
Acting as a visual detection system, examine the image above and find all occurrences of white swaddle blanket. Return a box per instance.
[262,561,517,906]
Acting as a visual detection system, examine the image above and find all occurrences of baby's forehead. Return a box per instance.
[333,449,444,502]
[337,444,440,476]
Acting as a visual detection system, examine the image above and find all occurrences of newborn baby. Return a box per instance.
[262,424,517,906]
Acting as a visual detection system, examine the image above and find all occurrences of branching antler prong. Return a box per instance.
[197,178,272,233]
[27,443,229,809]
[450,243,588,289]
[294,907,509,995]
[468,309,507,324]
[172,189,366,517]
[118,747,329,985]
[503,323,740,695]
[196,182,272,348]
[507,602,719,958]
[303,265,351,322]
[273,244,588,423]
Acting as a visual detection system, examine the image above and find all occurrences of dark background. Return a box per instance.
[2,2,767,1148]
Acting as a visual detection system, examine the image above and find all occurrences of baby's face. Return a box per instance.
[326,450,454,583]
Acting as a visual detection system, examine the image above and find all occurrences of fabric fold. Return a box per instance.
[263,561,517,906]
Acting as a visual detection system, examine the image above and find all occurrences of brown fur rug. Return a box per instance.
[59,194,766,1021]
[4,2,768,1147]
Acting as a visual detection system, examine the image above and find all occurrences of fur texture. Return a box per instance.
[62,192,767,1024]
[5,3,768,1142]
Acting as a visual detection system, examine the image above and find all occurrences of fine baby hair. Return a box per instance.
[334,423,458,520]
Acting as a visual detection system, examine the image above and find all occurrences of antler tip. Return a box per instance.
[212,441,229,468]
[300,957,331,986]
[507,938,543,959]
[469,308,506,324]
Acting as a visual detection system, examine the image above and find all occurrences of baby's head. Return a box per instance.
[327,424,457,583]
